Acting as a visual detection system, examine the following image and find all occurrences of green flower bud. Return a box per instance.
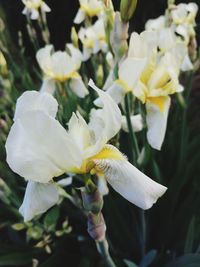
[96,65,104,87]
[110,12,129,59]
[120,0,137,23]
[82,189,103,214]
[0,51,8,76]
[71,27,79,48]
[168,0,175,6]
[0,18,5,32]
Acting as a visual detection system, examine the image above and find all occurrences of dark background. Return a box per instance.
[0,0,199,52]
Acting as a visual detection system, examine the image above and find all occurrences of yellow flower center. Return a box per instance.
[69,145,125,175]
[81,5,102,17]
[54,72,79,83]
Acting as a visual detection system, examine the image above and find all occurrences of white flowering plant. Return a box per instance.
[0,0,200,266]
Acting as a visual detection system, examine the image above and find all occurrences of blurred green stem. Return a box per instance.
[140,209,146,257]
[124,93,139,166]
[124,93,146,257]
[83,181,116,267]
[96,239,116,267]
[178,71,193,174]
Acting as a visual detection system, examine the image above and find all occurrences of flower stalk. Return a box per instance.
[124,93,140,166]
[82,182,116,267]
[124,93,146,257]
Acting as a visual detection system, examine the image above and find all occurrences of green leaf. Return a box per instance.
[139,250,157,267]
[184,217,196,254]
[124,259,138,267]
[164,254,200,267]
[0,252,33,266]
[44,206,60,232]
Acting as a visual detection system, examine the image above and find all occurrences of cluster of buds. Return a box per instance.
[81,181,116,266]
[110,0,137,60]
[81,181,106,241]
[110,12,129,60]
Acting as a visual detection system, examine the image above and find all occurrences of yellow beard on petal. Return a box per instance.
[68,145,126,175]
[92,145,125,161]
[147,96,169,112]
[54,71,79,83]
[44,70,79,83]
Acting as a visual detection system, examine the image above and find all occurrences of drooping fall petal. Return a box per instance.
[19,181,59,222]
[6,110,82,183]
[146,96,171,150]
[93,145,167,209]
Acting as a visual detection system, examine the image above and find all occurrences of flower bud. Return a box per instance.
[168,0,175,6]
[96,65,104,87]
[71,27,79,48]
[189,37,197,61]
[0,18,5,32]
[120,0,137,23]
[0,118,9,133]
[0,51,8,76]
[87,212,106,241]
[82,189,103,214]
[110,12,129,59]
[103,0,114,9]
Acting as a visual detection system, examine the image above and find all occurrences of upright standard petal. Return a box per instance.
[122,114,143,133]
[146,96,171,150]
[30,9,39,20]
[66,44,82,69]
[51,51,76,79]
[68,112,91,153]
[88,79,122,142]
[105,82,125,105]
[74,9,86,24]
[70,77,89,98]
[145,15,165,31]
[40,79,56,95]
[93,145,167,209]
[19,181,59,222]
[41,2,51,13]
[14,90,58,121]
[36,45,53,75]
[6,111,82,183]
[118,58,147,91]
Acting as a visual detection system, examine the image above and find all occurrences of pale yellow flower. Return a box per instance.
[22,0,51,20]
[74,0,103,24]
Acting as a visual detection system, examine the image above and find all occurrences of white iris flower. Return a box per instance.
[74,0,103,24]
[104,31,186,150]
[36,44,88,97]
[22,0,51,20]
[78,18,108,61]
[5,81,167,221]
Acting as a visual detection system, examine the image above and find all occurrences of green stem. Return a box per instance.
[124,93,139,166]
[26,16,39,52]
[96,239,116,267]
[140,209,146,257]
[177,71,193,174]
[124,94,146,257]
